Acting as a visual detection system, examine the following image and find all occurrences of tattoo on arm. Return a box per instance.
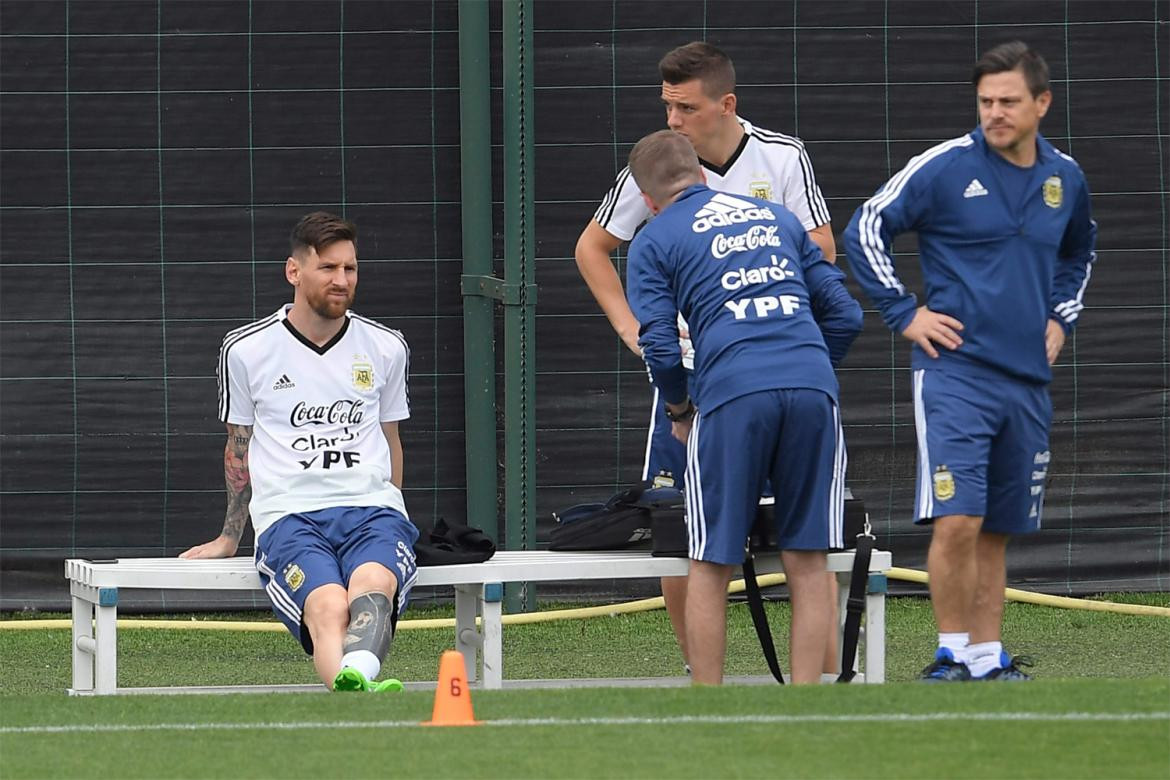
[222,424,253,542]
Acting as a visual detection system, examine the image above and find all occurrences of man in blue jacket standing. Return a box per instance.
[844,41,1096,681]
[626,130,862,684]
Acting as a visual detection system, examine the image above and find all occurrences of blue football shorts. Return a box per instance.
[643,383,691,489]
[684,388,846,564]
[912,367,1052,534]
[643,378,775,502]
[254,505,419,654]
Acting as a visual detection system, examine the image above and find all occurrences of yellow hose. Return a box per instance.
[1,569,1165,631]
[886,567,1170,617]
[0,574,789,632]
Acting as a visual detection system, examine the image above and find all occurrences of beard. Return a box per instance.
[307,287,354,320]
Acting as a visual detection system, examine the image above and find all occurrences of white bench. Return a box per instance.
[65,549,892,695]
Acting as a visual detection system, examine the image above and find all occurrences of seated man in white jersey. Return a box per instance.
[180,212,418,693]
[574,41,840,673]
[625,130,862,683]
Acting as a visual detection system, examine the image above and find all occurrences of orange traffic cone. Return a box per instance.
[423,650,480,726]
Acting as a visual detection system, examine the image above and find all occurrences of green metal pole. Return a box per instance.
[458,0,498,543]
[502,0,536,612]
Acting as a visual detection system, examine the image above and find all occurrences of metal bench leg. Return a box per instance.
[865,574,888,683]
[71,594,94,693]
[481,583,503,689]
[94,589,118,695]
[454,584,480,683]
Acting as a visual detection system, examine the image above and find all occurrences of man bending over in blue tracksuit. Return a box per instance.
[625,130,863,684]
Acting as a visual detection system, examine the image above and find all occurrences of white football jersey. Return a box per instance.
[594,118,830,369]
[218,305,410,540]
[593,117,831,241]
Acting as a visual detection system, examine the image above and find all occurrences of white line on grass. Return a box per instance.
[2,711,1168,735]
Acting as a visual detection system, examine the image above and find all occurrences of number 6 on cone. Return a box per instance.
[423,650,480,726]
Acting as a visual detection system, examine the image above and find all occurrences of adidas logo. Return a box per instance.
[692,192,775,233]
[272,374,296,391]
[963,178,989,198]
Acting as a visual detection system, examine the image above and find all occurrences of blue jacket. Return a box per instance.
[843,126,1096,384]
[627,184,862,412]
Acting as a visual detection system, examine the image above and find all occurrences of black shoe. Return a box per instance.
[919,648,972,682]
[978,653,1033,681]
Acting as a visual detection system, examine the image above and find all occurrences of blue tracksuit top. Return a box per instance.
[843,126,1096,385]
[627,184,862,413]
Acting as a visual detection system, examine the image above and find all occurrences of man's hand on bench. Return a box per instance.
[179,534,240,559]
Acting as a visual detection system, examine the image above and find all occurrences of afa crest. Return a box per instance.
[283,563,305,592]
[749,180,773,201]
[651,471,676,489]
[932,465,955,502]
[1042,175,1063,209]
[352,362,374,391]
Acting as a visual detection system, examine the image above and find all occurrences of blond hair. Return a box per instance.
[628,130,702,205]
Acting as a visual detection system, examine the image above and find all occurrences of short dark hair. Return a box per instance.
[659,41,735,100]
[628,130,702,204]
[972,41,1050,97]
[290,211,356,257]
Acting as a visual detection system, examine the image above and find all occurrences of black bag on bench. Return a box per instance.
[652,497,867,557]
[549,483,683,551]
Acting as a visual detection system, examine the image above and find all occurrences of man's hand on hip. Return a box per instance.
[1045,318,1066,365]
[901,306,964,358]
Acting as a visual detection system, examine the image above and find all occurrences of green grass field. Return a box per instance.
[2,594,1168,778]
[1,680,1166,778]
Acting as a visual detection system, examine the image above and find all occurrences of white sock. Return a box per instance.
[965,641,1004,677]
[938,632,969,660]
[339,650,380,682]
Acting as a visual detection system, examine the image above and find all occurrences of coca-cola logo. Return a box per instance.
[289,399,365,428]
[710,225,782,259]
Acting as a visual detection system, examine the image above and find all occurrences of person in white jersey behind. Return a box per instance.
[181,211,418,693]
[574,41,840,674]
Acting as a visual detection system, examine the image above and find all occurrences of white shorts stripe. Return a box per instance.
[912,369,933,519]
[685,413,705,559]
[265,582,301,626]
[255,553,302,625]
[828,403,847,549]
[398,568,418,614]
[641,385,659,481]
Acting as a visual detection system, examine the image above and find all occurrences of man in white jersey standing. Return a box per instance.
[181,212,418,693]
[574,41,840,673]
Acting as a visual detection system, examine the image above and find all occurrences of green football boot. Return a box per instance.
[332,666,371,692]
[370,678,405,693]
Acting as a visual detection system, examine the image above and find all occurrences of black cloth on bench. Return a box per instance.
[414,517,496,566]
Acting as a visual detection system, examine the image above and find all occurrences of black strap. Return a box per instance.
[742,551,785,684]
[836,533,874,683]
